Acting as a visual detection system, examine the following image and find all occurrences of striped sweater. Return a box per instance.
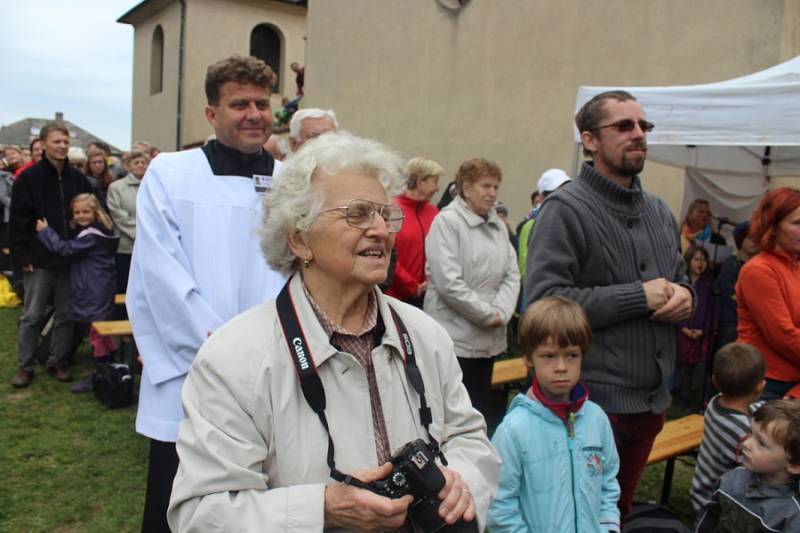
[690,394,752,513]
[525,162,690,414]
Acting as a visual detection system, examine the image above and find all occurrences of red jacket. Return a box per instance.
[736,250,800,382]
[387,195,438,300]
[14,160,34,179]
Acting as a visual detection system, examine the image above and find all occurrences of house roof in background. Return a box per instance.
[0,114,122,153]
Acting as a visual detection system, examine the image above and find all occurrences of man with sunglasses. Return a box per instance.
[524,90,693,518]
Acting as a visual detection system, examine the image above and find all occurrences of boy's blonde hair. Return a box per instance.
[519,296,591,364]
[70,193,113,231]
[753,400,800,465]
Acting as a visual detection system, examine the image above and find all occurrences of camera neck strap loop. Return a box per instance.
[276,278,445,485]
[386,306,444,464]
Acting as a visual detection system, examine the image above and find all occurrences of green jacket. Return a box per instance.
[517,217,535,278]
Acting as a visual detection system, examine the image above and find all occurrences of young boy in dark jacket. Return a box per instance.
[695,400,800,532]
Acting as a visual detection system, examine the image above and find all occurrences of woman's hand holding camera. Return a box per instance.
[437,466,475,525]
[324,462,413,532]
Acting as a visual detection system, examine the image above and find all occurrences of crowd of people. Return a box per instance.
[2,125,155,390]
[3,54,800,533]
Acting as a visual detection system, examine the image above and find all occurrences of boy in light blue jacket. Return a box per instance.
[488,296,621,532]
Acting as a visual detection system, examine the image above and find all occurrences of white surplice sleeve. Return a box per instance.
[127,158,224,388]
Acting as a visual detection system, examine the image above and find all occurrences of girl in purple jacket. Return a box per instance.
[36,193,119,393]
[675,245,719,407]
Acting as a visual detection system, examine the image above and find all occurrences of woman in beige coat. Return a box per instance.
[106,150,149,297]
[424,158,520,422]
[168,133,500,532]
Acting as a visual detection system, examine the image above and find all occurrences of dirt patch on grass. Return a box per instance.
[3,388,32,402]
[53,524,84,533]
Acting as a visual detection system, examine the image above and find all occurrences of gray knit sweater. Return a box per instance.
[524,162,689,414]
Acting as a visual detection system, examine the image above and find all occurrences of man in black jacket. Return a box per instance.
[9,122,93,387]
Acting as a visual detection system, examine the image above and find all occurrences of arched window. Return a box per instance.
[150,25,164,95]
[250,24,282,92]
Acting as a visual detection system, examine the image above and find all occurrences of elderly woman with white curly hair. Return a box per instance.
[167,132,500,533]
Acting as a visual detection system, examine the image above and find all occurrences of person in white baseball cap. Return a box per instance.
[517,169,571,278]
[537,168,571,194]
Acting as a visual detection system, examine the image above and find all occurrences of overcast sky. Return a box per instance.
[0,1,139,150]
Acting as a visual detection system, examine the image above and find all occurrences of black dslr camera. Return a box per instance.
[367,439,479,533]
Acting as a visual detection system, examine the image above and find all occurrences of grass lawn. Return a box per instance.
[0,307,147,533]
[1,305,697,531]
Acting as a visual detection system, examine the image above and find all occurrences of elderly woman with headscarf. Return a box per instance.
[424,158,521,422]
[167,133,500,532]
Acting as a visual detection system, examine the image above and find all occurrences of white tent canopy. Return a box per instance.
[573,55,800,177]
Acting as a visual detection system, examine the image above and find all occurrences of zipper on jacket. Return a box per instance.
[567,415,578,533]
[416,203,426,267]
[57,170,68,235]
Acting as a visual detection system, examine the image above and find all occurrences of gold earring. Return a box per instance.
[303,258,311,268]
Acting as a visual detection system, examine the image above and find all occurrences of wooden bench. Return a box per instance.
[491,357,528,388]
[92,320,138,379]
[92,320,132,337]
[646,414,705,504]
[114,293,126,305]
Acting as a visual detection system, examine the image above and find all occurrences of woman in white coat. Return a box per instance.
[424,158,521,421]
[168,133,500,532]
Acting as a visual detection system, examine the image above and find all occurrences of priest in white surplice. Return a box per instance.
[127,55,285,532]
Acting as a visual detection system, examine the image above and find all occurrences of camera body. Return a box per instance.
[367,439,478,533]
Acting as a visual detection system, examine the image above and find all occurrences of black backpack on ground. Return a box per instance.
[623,503,691,533]
[92,362,134,409]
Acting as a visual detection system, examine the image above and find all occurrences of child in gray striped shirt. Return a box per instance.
[690,343,765,513]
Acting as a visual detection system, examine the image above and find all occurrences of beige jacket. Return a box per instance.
[168,275,500,532]
[106,173,140,254]
[424,197,520,358]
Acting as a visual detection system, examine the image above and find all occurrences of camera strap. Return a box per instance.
[276,278,445,486]
[385,305,444,463]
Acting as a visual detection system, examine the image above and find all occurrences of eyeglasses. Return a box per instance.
[320,199,404,233]
[590,119,655,133]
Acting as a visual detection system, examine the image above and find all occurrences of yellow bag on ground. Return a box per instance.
[0,274,21,308]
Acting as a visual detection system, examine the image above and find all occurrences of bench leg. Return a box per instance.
[660,457,676,505]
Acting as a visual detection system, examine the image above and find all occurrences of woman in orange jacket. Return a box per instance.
[737,188,800,400]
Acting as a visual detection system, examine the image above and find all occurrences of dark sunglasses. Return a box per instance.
[591,119,654,133]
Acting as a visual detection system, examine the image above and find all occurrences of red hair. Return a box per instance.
[749,188,800,251]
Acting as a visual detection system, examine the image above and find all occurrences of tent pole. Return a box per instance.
[571,141,580,177]
[762,146,772,183]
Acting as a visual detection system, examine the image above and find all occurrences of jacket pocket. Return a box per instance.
[580,445,607,511]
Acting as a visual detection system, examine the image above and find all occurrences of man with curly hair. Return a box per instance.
[127,55,285,531]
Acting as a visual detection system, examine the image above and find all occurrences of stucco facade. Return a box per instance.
[304,0,800,218]
[125,0,182,151]
[120,0,306,150]
[121,0,800,217]
[180,0,307,147]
